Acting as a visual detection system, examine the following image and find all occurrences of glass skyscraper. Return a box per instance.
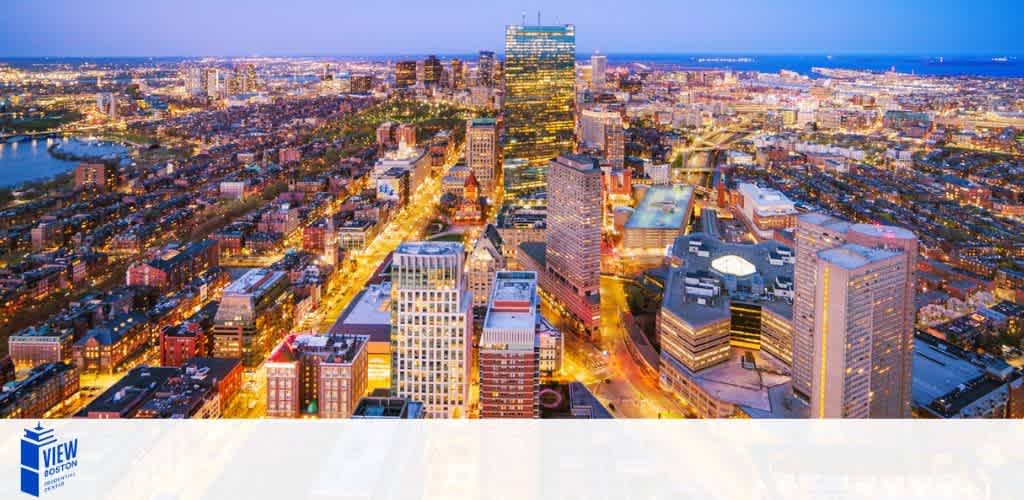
[503,24,576,167]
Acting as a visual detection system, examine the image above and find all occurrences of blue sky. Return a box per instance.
[0,0,1020,57]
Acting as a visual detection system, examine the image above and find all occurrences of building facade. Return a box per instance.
[390,242,472,418]
[503,24,576,165]
[466,118,499,197]
[480,271,541,418]
[792,213,918,418]
[266,333,369,419]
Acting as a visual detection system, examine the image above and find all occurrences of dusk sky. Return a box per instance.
[1,0,1021,57]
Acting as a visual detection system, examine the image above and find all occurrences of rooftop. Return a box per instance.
[268,333,368,365]
[662,349,803,417]
[817,243,899,270]
[395,241,463,256]
[912,332,1017,418]
[483,272,538,347]
[624,184,695,230]
[352,396,424,418]
[223,268,287,297]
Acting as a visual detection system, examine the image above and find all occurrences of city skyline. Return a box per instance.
[1,1,1022,57]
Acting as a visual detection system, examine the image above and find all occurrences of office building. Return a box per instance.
[579,108,624,168]
[391,242,472,418]
[621,184,695,256]
[792,213,918,418]
[657,232,799,418]
[504,24,576,165]
[517,155,601,336]
[477,50,496,87]
[480,272,541,418]
[590,53,607,93]
[266,333,369,419]
[545,155,601,297]
[450,58,465,89]
[423,55,443,87]
[503,158,547,206]
[212,268,294,368]
[394,60,417,88]
[466,118,499,196]
[205,68,221,99]
[736,183,798,240]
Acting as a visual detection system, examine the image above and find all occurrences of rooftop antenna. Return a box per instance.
[537,10,541,25]
[521,11,526,25]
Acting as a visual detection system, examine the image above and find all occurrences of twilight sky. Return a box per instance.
[1,0,1020,57]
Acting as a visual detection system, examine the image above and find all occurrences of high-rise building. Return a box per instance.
[590,53,607,93]
[205,68,221,99]
[579,108,624,168]
[477,50,496,88]
[394,60,417,88]
[450,58,465,89]
[480,271,540,418]
[390,242,472,418]
[516,155,602,336]
[466,118,499,196]
[265,333,369,419]
[792,213,917,418]
[503,24,576,165]
[546,155,602,297]
[423,55,443,87]
[185,67,205,96]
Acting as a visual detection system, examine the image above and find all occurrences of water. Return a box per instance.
[598,54,1024,78]
[0,138,79,188]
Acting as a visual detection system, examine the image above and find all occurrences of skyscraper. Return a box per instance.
[466,117,499,197]
[503,24,576,166]
[792,213,917,418]
[423,55,443,87]
[546,155,602,297]
[480,271,540,418]
[579,108,624,168]
[590,52,607,93]
[450,58,465,89]
[477,50,495,88]
[390,242,472,418]
[394,60,417,88]
[205,68,221,99]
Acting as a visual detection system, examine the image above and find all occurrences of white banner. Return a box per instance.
[1,420,1021,499]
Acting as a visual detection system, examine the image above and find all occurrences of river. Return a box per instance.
[0,138,80,188]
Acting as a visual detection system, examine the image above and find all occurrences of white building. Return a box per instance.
[737,183,798,240]
[391,242,472,418]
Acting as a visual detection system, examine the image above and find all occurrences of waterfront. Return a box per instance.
[0,138,79,187]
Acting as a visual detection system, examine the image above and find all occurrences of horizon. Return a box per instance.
[1,0,1020,57]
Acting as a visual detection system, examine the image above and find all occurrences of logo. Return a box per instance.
[19,423,79,497]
